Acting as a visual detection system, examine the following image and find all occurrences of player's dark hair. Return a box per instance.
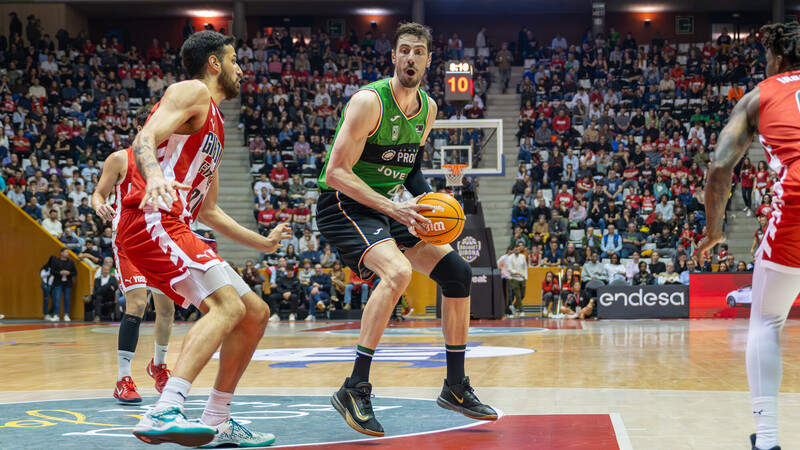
[761,22,800,66]
[394,22,433,53]
[180,30,235,79]
[134,104,152,128]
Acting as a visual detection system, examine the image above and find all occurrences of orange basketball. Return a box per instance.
[416,192,466,245]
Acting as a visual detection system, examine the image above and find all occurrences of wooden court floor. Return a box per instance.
[2,318,800,449]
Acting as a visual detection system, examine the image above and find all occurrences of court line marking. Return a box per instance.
[0,393,501,448]
[609,412,633,450]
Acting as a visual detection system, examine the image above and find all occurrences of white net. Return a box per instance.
[443,165,467,187]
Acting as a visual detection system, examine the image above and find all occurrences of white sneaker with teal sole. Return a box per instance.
[200,418,276,448]
[133,406,215,447]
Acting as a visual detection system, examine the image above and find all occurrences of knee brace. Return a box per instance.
[429,251,472,298]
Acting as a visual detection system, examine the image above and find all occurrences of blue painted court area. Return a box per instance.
[0,395,479,448]
[326,327,546,336]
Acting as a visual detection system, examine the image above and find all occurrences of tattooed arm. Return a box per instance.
[696,87,760,256]
[132,80,210,209]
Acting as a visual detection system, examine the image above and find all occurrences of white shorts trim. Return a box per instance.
[171,264,233,308]
[121,283,147,293]
[757,258,800,275]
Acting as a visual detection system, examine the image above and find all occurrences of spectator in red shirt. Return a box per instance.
[344,271,372,310]
[276,200,293,224]
[146,61,163,79]
[270,161,290,189]
[669,63,684,80]
[293,201,312,234]
[257,203,278,235]
[621,162,640,190]
[738,156,755,215]
[541,271,560,317]
[12,129,31,157]
[146,38,163,62]
[552,109,571,135]
[756,194,774,220]
[82,39,96,55]
[554,183,574,208]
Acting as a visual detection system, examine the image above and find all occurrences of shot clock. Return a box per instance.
[444,60,473,103]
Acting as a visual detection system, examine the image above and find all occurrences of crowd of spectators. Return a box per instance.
[502,27,778,317]
[0,16,229,321]
[4,13,777,321]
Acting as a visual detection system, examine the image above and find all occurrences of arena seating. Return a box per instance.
[508,29,773,282]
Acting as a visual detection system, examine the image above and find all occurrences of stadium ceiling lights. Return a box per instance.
[353,8,393,15]
[188,9,227,17]
[630,4,669,12]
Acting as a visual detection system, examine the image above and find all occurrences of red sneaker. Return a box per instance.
[146,359,171,393]
[114,376,142,404]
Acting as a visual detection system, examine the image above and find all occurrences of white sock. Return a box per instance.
[154,343,168,366]
[155,376,191,410]
[201,388,234,426]
[118,350,134,381]
[752,396,779,449]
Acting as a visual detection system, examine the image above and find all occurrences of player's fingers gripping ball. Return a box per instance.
[415,192,466,245]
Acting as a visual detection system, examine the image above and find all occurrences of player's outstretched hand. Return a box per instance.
[139,176,191,210]
[393,194,435,235]
[263,223,293,253]
[695,231,726,259]
[96,203,115,221]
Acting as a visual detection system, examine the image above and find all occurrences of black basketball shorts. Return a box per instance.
[316,191,422,280]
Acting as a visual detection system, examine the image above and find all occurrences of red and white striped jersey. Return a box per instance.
[755,69,800,267]
[123,97,225,224]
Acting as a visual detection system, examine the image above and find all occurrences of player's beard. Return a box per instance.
[219,65,241,99]
[396,65,421,89]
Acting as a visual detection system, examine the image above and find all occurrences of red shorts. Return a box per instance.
[113,238,147,292]
[117,209,225,308]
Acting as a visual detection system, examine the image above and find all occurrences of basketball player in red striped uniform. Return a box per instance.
[698,23,800,450]
[119,31,291,447]
[91,106,174,405]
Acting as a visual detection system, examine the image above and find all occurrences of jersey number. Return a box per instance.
[187,188,205,215]
[387,184,402,198]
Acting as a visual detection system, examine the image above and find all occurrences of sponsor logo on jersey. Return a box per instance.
[377,165,407,180]
[777,74,800,84]
[416,124,425,135]
[390,115,401,122]
[379,148,416,164]
[457,236,481,263]
[392,124,399,141]
[216,342,534,368]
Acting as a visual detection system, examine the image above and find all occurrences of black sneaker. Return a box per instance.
[331,378,385,437]
[751,433,781,450]
[437,376,498,420]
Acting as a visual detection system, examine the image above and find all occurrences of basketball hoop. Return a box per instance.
[443,164,468,187]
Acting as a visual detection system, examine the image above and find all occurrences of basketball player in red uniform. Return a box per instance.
[697,23,800,450]
[91,106,174,405]
[119,31,291,447]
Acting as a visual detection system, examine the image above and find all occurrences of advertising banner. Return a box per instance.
[688,272,800,318]
[597,285,689,319]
